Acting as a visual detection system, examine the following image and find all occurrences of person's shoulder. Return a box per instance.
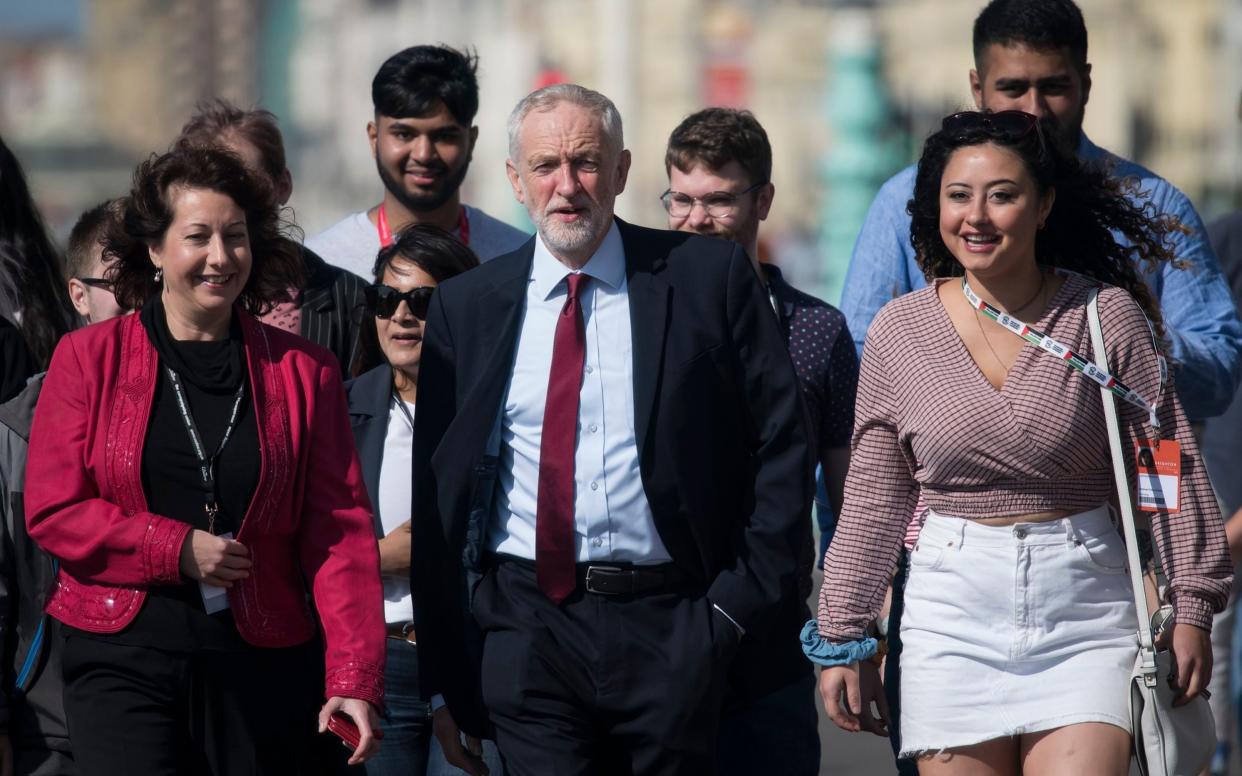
[436,240,533,301]
[244,313,344,378]
[769,267,848,326]
[877,163,917,198]
[872,283,938,325]
[306,211,371,251]
[343,364,389,407]
[1086,140,1195,212]
[0,372,44,440]
[619,221,738,267]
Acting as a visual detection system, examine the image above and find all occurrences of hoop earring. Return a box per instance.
[153,268,163,283]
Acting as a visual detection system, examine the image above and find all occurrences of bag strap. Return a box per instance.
[1086,288,1160,684]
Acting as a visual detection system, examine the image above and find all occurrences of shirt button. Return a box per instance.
[591,537,603,548]
[590,481,599,491]
[585,365,594,374]
[589,423,599,433]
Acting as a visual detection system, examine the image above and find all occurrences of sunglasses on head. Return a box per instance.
[364,284,435,319]
[941,110,1039,141]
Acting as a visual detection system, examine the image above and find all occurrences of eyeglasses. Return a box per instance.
[659,181,766,219]
[364,284,435,320]
[941,110,1038,141]
[78,277,114,290]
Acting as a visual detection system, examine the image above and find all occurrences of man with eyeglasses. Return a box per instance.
[664,107,857,776]
[0,199,129,775]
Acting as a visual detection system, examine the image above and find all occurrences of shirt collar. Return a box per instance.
[530,219,625,300]
[1076,132,1106,162]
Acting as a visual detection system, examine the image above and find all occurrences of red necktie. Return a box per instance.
[536,272,587,604]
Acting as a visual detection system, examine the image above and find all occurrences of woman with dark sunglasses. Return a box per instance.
[344,225,501,776]
[807,110,1230,775]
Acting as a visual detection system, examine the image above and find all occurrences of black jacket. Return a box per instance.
[344,365,394,538]
[298,246,368,378]
[0,375,70,755]
[410,219,814,735]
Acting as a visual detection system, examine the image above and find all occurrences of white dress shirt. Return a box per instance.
[490,223,671,564]
[378,394,415,624]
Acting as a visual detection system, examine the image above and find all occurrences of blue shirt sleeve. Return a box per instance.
[1138,178,1242,420]
[839,165,925,358]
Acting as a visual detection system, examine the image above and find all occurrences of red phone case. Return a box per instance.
[327,712,362,750]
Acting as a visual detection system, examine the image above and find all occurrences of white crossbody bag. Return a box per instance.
[1087,288,1215,776]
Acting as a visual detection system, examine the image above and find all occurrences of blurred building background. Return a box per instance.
[3,0,1241,305]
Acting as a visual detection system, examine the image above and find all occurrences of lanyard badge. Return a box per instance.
[960,275,1164,437]
[1134,440,1181,513]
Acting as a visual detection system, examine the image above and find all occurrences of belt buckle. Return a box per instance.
[584,565,625,595]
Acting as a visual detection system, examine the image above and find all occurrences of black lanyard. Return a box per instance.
[165,366,246,534]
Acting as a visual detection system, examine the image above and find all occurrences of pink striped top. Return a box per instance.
[817,273,1231,639]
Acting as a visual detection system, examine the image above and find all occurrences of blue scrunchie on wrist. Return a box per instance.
[800,620,877,667]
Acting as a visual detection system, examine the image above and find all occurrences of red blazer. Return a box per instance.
[26,310,385,707]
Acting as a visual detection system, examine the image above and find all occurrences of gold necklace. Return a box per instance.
[971,270,1047,371]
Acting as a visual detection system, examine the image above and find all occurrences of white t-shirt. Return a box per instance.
[305,204,530,280]
[378,395,416,625]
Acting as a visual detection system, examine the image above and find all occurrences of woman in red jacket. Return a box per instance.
[25,147,385,774]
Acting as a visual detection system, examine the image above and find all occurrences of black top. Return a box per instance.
[72,297,261,651]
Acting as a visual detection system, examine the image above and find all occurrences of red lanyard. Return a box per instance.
[376,205,470,247]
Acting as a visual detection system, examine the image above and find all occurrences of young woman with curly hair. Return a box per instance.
[805,111,1231,775]
[25,147,386,774]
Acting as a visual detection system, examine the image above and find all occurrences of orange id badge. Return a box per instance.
[1134,439,1181,513]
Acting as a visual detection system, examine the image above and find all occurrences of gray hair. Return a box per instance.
[506,83,624,161]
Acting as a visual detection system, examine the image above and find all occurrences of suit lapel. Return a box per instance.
[458,247,532,459]
[347,367,393,535]
[619,221,670,457]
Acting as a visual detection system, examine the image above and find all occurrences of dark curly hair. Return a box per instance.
[104,147,303,314]
[351,224,479,377]
[908,114,1181,342]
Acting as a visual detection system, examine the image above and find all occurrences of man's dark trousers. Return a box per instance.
[473,559,737,775]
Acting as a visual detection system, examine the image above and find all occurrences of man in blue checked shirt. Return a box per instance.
[832,2,1242,775]
[841,0,1242,423]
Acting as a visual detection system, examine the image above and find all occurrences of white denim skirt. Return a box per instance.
[898,505,1138,756]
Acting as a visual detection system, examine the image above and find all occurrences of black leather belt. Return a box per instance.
[581,564,681,596]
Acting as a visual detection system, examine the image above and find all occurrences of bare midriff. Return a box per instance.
[973,509,1073,527]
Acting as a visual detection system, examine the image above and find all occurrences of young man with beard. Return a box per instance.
[663,107,856,776]
[837,2,1242,773]
[308,45,527,276]
[841,0,1240,422]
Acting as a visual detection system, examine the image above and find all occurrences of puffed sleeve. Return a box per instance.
[816,305,918,641]
[1098,286,1231,631]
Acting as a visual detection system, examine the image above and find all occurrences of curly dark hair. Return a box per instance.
[908,114,1181,342]
[351,224,479,377]
[104,147,303,314]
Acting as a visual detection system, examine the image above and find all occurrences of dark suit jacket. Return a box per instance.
[344,364,394,538]
[410,219,813,735]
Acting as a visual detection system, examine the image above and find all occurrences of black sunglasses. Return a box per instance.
[364,284,435,320]
[941,110,1038,140]
[77,277,114,290]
